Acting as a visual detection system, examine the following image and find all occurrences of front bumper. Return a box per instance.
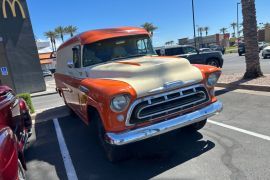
[105,101,223,145]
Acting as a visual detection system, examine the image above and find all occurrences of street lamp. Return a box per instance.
[237,2,241,42]
[192,0,197,47]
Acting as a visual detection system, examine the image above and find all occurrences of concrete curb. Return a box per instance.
[217,83,270,92]
[31,91,58,98]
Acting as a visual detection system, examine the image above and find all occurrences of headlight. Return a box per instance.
[207,72,220,87]
[110,94,130,112]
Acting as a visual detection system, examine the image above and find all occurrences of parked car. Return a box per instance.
[42,69,52,77]
[258,42,268,51]
[238,43,246,56]
[0,126,26,180]
[0,85,32,179]
[199,48,212,53]
[238,42,262,56]
[262,46,270,59]
[55,27,223,162]
[209,45,225,55]
[156,45,223,68]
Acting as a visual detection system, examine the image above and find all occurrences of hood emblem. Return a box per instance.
[164,80,185,89]
[148,80,199,94]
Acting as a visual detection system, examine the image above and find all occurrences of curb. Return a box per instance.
[31,91,58,98]
[217,83,270,92]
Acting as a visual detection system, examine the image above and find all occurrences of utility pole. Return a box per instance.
[237,2,241,43]
[192,0,197,48]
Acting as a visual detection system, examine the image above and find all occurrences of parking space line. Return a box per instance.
[53,118,78,180]
[208,120,270,141]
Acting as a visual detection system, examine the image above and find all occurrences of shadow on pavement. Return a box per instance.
[59,115,215,180]
[24,106,71,180]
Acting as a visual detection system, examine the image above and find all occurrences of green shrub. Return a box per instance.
[17,93,35,114]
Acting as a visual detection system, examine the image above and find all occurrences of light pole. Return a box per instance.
[237,2,241,42]
[192,0,197,48]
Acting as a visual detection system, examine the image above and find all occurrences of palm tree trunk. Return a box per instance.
[50,38,54,52]
[241,0,263,79]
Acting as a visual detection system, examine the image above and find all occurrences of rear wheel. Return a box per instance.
[207,59,220,67]
[238,53,242,56]
[186,119,207,131]
[93,113,129,162]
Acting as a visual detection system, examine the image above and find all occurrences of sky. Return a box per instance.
[28,0,270,47]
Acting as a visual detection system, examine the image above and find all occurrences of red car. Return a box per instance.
[0,86,32,179]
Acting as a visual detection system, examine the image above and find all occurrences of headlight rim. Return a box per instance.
[206,71,221,87]
[110,94,131,113]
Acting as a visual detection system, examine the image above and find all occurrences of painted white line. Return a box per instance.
[53,118,78,180]
[208,120,270,141]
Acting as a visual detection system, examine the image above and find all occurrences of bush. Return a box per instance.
[17,93,35,114]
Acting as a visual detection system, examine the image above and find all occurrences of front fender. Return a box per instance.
[81,78,137,132]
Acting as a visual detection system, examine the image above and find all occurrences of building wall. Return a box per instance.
[265,27,270,42]
[0,0,45,93]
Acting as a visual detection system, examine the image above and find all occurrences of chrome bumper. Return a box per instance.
[105,101,223,146]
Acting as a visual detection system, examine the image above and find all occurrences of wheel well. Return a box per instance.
[87,105,100,125]
[206,58,220,67]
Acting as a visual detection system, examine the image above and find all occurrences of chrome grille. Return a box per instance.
[126,84,210,126]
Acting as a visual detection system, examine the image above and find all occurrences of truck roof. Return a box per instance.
[58,27,149,51]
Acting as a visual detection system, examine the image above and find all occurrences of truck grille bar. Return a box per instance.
[126,84,210,126]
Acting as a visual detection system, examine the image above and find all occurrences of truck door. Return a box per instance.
[65,46,88,121]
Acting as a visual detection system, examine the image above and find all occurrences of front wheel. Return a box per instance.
[186,119,207,131]
[207,59,220,67]
[94,114,129,162]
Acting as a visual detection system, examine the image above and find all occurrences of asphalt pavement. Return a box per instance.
[25,54,270,180]
[221,53,270,74]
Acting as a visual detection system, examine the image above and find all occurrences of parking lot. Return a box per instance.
[25,53,270,180]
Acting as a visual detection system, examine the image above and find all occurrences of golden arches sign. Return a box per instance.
[2,0,26,19]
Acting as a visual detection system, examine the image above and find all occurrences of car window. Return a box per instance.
[183,47,197,54]
[73,46,81,68]
[165,47,183,56]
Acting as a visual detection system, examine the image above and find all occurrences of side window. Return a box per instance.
[72,46,81,68]
[137,39,147,54]
[183,46,197,54]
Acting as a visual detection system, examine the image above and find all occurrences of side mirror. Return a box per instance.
[196,49,200,54]
[67,60,74,68]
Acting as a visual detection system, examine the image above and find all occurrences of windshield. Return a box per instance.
[82,35,156,67]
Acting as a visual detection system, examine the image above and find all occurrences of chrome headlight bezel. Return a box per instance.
[207,72,221,87]
[110,94,131,112]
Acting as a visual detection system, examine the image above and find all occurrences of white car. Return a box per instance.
[262,46,270,59]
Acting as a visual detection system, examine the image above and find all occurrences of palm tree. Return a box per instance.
[231,22,237,37]
[65,25,78,37]
[55,26,66,42]
[44,31,58,52]
[198,27,204,37]
[141,22,158,37]
[220,27,227,35]
[204,27,209,36]
[241,0,263,79]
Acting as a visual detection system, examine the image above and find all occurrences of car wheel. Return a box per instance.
[94,113,129,163]
[239,53,242,56]
[207,59,220,67]
[186,119,207,131]
[18,159,26,180]
[263,54,267,59]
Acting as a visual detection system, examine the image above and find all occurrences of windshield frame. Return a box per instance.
[82,35,156,67]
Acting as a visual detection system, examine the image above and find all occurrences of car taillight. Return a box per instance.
[19,99,27,111]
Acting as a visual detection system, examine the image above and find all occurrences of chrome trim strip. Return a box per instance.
[137,91,207,119]
[125,84,207,126]
[106,100,223,145]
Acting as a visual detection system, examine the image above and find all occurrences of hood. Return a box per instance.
[86,56,203,97]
